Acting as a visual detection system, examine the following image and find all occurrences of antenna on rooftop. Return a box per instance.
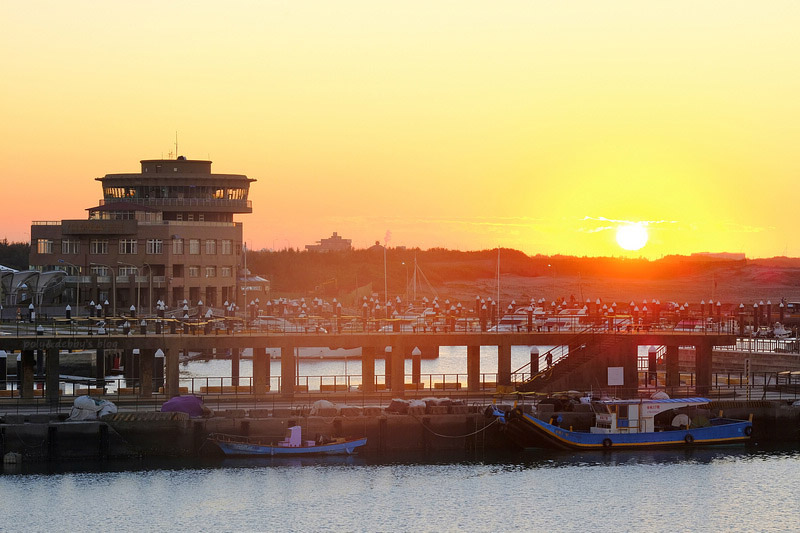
[175,131,179,159]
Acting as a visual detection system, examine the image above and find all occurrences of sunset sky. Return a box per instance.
[2,1,799,259]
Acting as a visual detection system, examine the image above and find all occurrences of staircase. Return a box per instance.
[515,330,628,393]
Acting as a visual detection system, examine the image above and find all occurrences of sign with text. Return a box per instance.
[608,366,624,386]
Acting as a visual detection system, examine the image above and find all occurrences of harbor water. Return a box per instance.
[1,446,799,532]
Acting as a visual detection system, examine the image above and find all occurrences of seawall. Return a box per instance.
[2,400,798,463]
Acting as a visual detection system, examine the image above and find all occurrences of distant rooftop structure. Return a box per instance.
[690,252,746,261]
[305,232,352,252]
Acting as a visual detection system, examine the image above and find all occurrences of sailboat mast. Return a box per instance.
[497,248,501,318]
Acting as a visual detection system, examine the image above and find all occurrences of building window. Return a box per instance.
[119,239,138,254]
[90,265,109,276]
[119,266,138,276]
[221,239,233,255]
[205,239,216,255]
[205,266,216,278]
[172,238,184,254]
[187,214,194,222]
[61,239,80,254]
[90,239,108,255]
[176,213,183,221]
[189,239,200,255]
[146,239,163,254]
[36,239,53,254]
[188,265,200,277]
[198,214,205,222]
[221,266,232,277]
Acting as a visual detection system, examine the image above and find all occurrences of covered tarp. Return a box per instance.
[309,399,338,416]
[67,395,118,421]
[161,395,206,417]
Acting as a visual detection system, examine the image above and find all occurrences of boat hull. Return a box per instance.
[212,436,367,456]
[502,410,752,451]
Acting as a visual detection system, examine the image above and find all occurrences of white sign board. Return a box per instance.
[608,367,624,387]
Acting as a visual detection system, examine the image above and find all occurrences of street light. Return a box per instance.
[90,262,116,317]
[58,259,80,316]
[118,261,141,316]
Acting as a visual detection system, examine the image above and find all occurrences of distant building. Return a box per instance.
[29,156,256,312]
[305,232,352,252]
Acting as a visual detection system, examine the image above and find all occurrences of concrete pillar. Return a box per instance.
[467,345,481,392]
[154,349,165,392]
[0,350,7,390]
[695,341,713,396]
[648,346,658,386]
[46,348,59,406]
[281,344,296,398]
[411,346,422,385]
[384,346,392,385]
[498,343,511,388]
[530,347,539,376]
[96,348,106,388]
[165,347,180,398]
[253,347,268,396]
[665,345,680,388]
[123,349,136,380]
[390,341,405,396]
[21,350,35,399]
[139,348,154,397]
[623,342,638,397]
[231,348,241,387]
[361,346,375,393]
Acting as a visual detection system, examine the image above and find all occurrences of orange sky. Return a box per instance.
[2,1,799,259]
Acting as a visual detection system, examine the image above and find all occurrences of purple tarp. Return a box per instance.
[161,395,205,417]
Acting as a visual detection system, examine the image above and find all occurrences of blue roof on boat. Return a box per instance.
[601,397,710,405]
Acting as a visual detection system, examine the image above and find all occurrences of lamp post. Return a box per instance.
[90,262,116,317]
[118,261,141,316]
[58,259,81,316]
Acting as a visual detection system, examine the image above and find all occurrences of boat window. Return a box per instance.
[617,405,628,419]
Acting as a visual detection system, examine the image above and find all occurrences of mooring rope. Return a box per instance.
[411,414,499,439]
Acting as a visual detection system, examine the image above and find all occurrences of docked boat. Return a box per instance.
[492,397,752,450]
[209,425,367,456]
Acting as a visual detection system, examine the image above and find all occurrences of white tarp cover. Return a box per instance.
[309,399,337,416]
[67,395,118,421]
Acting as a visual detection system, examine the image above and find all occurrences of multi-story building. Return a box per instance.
[29,156,255,314]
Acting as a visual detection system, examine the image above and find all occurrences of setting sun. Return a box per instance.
[616,223,649,251]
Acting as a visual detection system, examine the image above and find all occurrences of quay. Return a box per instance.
[3,328,800,463]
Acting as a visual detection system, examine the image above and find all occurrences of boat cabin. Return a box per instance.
[278,425,316,448]
[590,398,710,435]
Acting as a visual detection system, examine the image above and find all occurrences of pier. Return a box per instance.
[0,329,738,401]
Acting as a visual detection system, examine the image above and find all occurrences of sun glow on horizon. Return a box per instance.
[616,223,649,251]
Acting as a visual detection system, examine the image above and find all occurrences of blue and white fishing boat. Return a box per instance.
[209,425,367,456]
[493,397,752,450]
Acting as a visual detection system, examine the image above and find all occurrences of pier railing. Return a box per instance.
[1,371,798,408]
[0,314,746,337]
